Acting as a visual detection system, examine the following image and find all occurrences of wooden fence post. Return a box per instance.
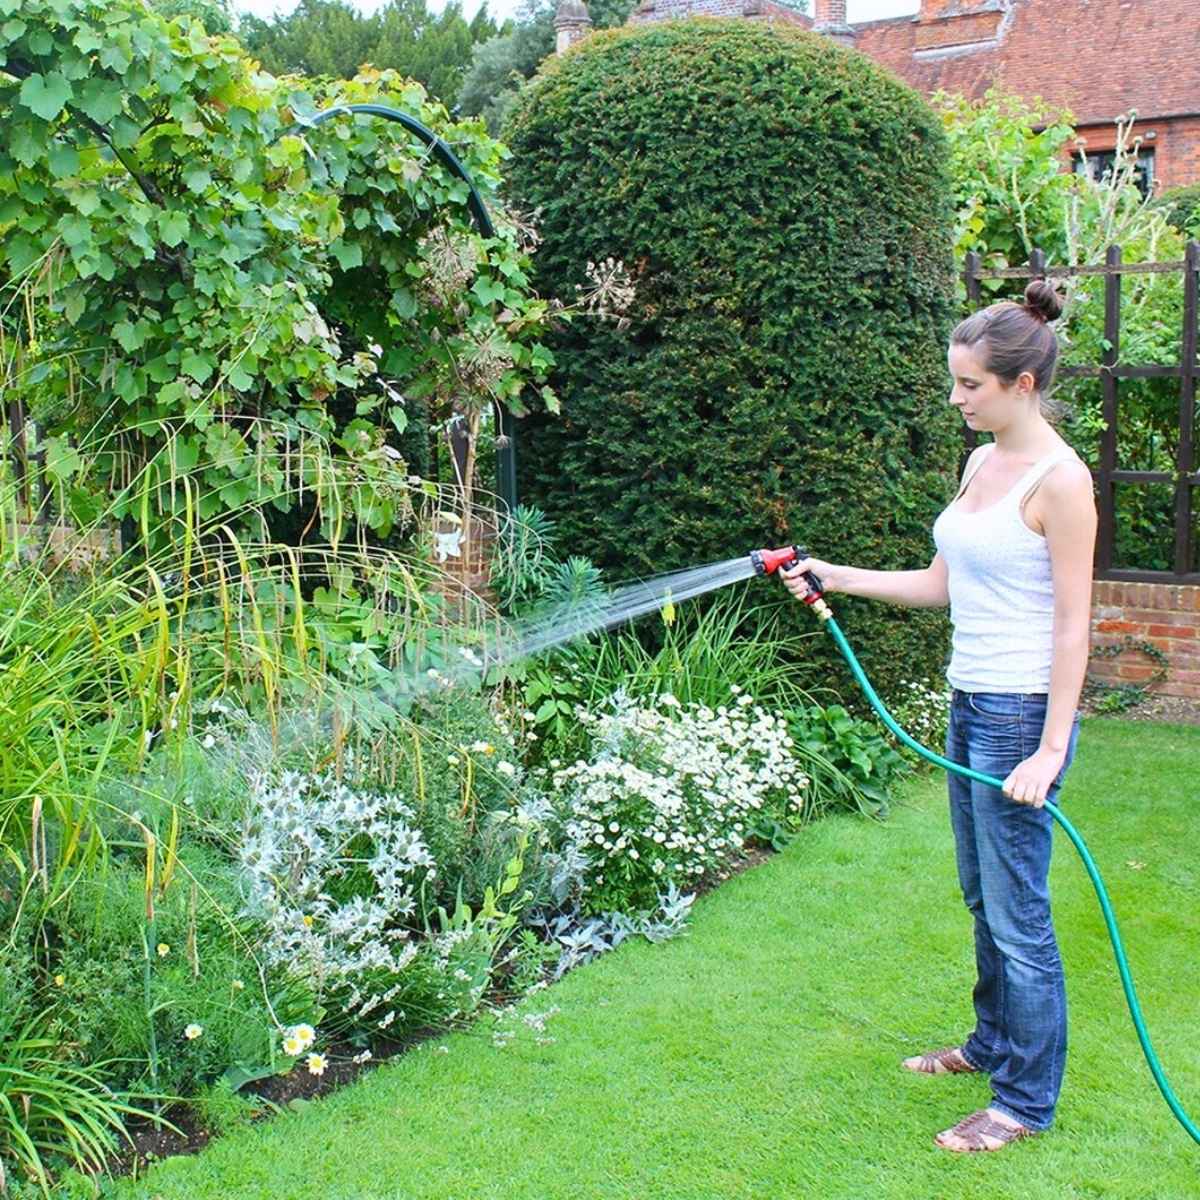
[6,399,27,513]
[963,250,981,308]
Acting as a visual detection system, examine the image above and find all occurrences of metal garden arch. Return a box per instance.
[280,103,519,512]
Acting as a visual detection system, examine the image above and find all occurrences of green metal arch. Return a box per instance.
[281,103,517,510]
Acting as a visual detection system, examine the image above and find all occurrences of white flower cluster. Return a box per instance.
[237,766,437,1003]
[891,678,952,748]
[550,689,808,905]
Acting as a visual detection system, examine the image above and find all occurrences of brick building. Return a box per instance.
[621,0,1200,193]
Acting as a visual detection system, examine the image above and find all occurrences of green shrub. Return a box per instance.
[935,89,1078,286]
[783,702,906,819]
[503,20,959,705]
[1157,182,1200,237]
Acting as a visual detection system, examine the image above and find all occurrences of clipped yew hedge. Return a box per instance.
[503,20,961,704]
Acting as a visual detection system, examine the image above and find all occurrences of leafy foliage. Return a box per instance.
[238,0,500,105]
[456,0,635,134]
[783,703,905,818]
[503,21,959,706]
[1,0,560,548]
[0,1012,158,1194]
[937,89,1078,282]
[1156,182,1200,238]
[153,0,234,34]
[939,91,1194,572]
[47,847,317,1097]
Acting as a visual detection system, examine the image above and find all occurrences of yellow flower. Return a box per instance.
[306,1053,327,1077]
[231,979,245,991]
[661,590,676,627]
[302,914,314,928]
[157,943,170,957]
[53,974,65,987]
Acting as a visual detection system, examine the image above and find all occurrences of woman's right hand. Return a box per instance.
[780,555,840,600]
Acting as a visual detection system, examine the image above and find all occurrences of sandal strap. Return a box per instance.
[915,1046,977,1074]
[973,1115,1034,1146]
[945,1109,1034,1151]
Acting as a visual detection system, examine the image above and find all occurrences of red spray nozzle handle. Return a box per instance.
[750,544,824,598]
[750,545,800,576]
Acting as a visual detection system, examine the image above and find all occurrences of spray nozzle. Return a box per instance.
[751,545,826,603]
[750,545,802,578]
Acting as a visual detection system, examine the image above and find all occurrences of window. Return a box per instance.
[1074,147,1156,197]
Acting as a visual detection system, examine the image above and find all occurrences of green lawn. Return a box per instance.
[113,717,1200,1199]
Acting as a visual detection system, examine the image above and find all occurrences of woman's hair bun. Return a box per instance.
[1023,278,1063,323]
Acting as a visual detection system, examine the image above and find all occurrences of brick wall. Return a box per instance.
[1162,115,1200,191]
[1090,581,1200,699]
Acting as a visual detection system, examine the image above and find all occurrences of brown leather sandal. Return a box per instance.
[901,1045,979,1075]
[935,1109,1036,1152]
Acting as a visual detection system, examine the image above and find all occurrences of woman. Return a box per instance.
[781,280,1097,1152]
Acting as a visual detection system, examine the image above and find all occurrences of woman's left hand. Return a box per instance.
[1002,747,1067,807]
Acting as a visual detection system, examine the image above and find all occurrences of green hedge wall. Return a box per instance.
[503,20,961,705]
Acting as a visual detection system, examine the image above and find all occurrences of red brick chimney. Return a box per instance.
[915,0,1007,51]
[813,0,855,46]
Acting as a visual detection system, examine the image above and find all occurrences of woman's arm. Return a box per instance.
[803,554,949,608]
[1002,460,1098,805]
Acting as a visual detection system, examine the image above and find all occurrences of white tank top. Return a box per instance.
[932,442,1080,694]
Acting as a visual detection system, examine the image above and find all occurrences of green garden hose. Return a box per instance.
[820,611,1200,1146]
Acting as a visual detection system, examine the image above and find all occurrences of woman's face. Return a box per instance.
[947,343,1034,433]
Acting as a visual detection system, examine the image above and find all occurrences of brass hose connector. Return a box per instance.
[809,596,833,622]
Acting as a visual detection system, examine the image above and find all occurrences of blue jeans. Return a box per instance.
[945,689,1081,1131]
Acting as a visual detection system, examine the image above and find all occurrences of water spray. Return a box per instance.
[752,544,1200,1146]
